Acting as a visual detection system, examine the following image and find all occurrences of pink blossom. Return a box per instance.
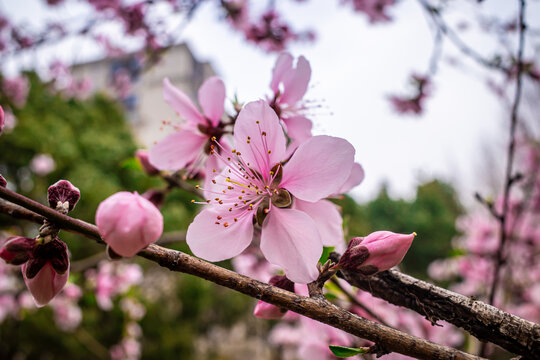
[269,52,313,145]
[149,76,227,177]
[30,154,56,176]
[2,76,29,107]
[186,100,355,283]
[96,192,163,257]
[388,74,431,115]
[231,250,280,282]
[342,0,396,24]
[22,261,69,307]
[339,231,416,274]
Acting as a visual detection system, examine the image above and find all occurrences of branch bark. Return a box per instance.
[0,186,484,360]
[331,253,540,359]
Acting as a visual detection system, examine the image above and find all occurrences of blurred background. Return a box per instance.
[0,0,539,359]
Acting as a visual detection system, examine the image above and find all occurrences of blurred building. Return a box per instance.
[71,44,214,148]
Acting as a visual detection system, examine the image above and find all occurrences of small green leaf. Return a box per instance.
[319,246,335,264]
[324,292,338,300]
[329,345,368,357]
[120,157,142,171]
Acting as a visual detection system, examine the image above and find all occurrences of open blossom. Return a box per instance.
[186,100,355,283]
[149,76,227,178]
[30,153,56,176]
[96,192,163,257]
[269,52,313,146]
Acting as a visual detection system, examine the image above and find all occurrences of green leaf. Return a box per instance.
[328,345,368,357]
[120,157,142,171]
[319,246,335,264]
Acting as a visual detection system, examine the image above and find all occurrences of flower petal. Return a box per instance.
[163,78,204,124]
[149,129,207,171]
[234,100,287,176]
[270,53,293,93]
[22,262,69,307]
[281,56,311,104]
[281,136,355,202]
[337,162,365,194]
[260,208,322,284]
[283,115,312,144]
[198,76,226,126]
[293,199,345,251]
[187,208,254,262]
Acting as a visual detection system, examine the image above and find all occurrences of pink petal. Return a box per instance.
[270,53,293,93]
[149,129,207,171]
[198,76,226,126]
[283,115,312,144]
[293,199,345,251]
[281,56,311,104]
[186,208,254,262]
[337,162,365,194]
[163,78,204,124]
[253,300,286,319]
[260,208,322,284]
[281,136,355,202]
[22,262,69,307]
[234,100,287,176]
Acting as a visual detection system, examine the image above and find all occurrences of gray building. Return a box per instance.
[71,44,214,148]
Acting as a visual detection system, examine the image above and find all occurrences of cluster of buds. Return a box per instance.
[0,180,80,306]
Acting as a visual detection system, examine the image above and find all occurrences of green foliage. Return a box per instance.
[338,180,463,279]
[329,345,369,357]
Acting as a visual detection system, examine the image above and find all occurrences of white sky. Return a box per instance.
[3,0,539,205]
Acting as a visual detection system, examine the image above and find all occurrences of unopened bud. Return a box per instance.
[0,236,36,265]
[25,238,69,278]
[135,149,160,176]
[0,174,6,188]
[254,275,294,319]
[338,231,416,275]
[48,180,80,212]
[96,192,163,257]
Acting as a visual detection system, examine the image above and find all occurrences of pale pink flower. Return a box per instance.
[149,76,227,178]
[187,100,355,283]
[269,52,313,145]
[30,154,56,176]
[2,76,29,107]
[96,192,163,257]
[342,0,396,24]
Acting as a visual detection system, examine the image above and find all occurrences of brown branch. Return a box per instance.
[330,253,540,359]
[0,186,484,360]
[488,0,527,306]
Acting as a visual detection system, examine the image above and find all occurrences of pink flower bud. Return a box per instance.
[22,262,69,307]
[253,275,294,319]
[0,174,6,187]
[339,231,416,275]
[0,236,36,265]
[96,192,163,257]
[135,149,159,176]
[48,180,81,212]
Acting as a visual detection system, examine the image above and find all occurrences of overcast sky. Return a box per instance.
[3,0,539,205]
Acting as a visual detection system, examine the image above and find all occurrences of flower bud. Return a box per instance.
[22,262,69,307]
[0,174,6,188]
[338,231,416,275]
[253,275,294,319]
[135,149,159,176]
[0,236,36,265]
[21,238,70,307]
[96,192,163,257]
[141,189,165,208]
[48,180,81,212]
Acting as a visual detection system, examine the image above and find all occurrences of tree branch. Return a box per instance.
[330,253,540,359]
[0,186,484,360]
